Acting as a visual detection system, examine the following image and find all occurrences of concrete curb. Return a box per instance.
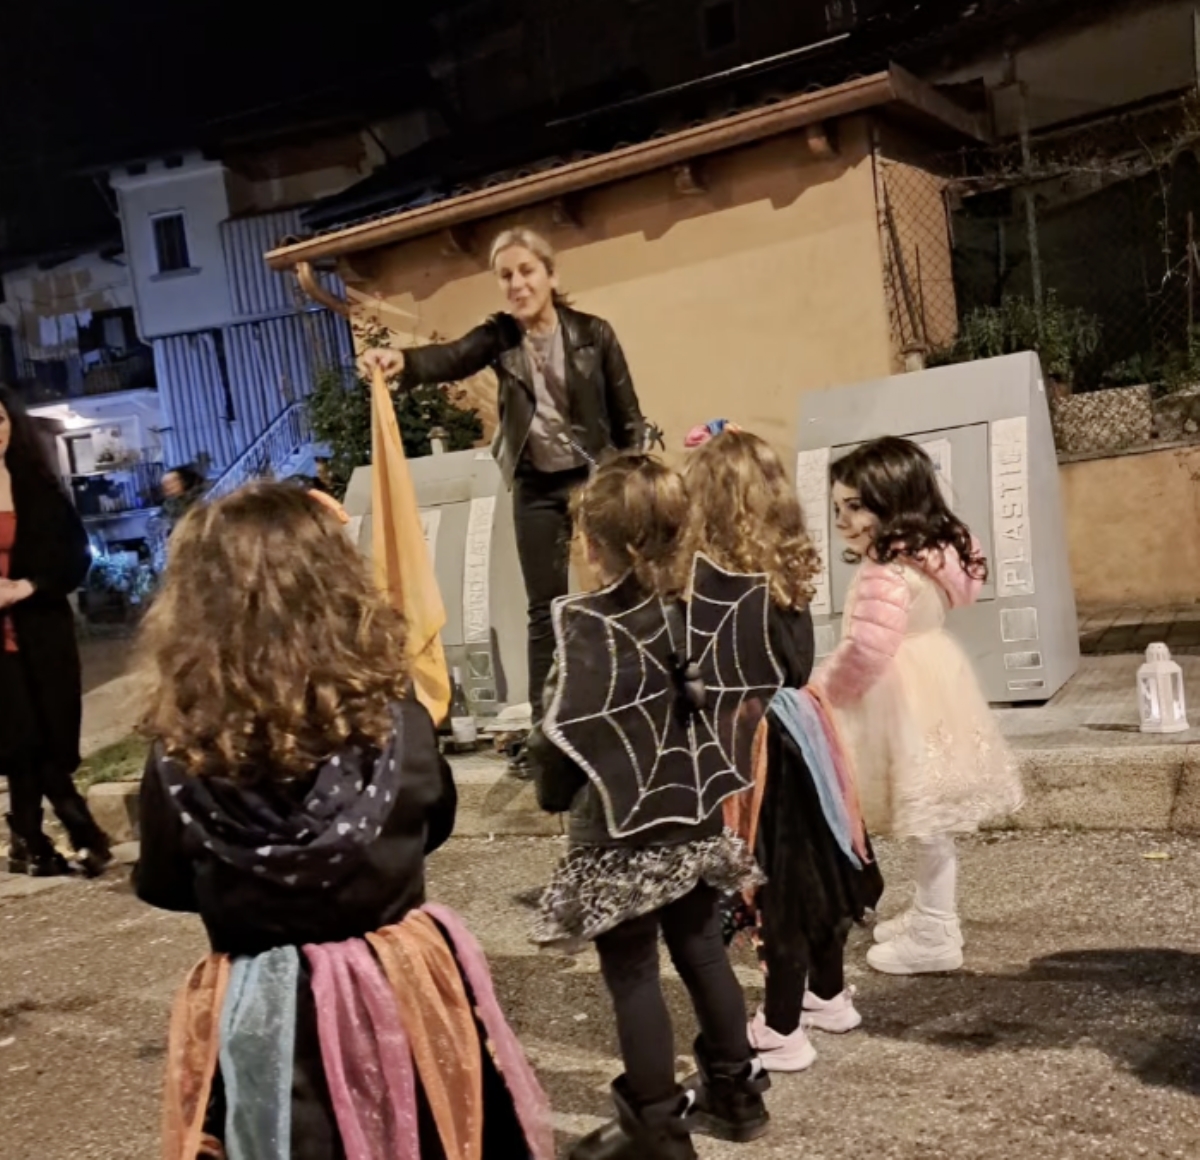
[80,671,150,759]
[85,753,567,846]
[1008,744,1199,833]
[87,746,1200,847]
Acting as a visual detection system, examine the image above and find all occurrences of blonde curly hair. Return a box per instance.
[137,483,411,782]
[684,428,820,610]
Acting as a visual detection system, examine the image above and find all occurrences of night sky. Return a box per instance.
[0,0,445,259]
[0,0,1093,262]
[0,2,444,174]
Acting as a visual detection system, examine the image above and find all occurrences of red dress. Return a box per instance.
[0,510,18,652]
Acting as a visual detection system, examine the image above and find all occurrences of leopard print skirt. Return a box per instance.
[532,831,764,953]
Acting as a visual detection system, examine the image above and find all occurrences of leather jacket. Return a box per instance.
[398,306,646,484]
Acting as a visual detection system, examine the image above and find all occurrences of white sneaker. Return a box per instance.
[866,914,964,976]
[747,1008,817,1072]
[873,908,915,944]
[874,908,964,948]
[802,987,862,1034]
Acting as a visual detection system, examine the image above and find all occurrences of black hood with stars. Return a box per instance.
[158,707,410,892]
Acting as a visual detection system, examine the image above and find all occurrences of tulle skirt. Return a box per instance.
[833,629,1024,840]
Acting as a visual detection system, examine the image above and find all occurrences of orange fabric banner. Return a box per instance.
[370,364,451,723]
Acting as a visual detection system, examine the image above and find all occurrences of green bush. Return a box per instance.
[77,735,148,791]
[307,326,483,497]
[1099,329,1200,395]
[930,293,1102,386]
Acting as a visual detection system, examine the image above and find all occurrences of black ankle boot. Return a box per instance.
[688,1037,771,1143]
[28,832,72,878]
[6,815,30,874]
[54,798,113,878]
[6,813,70,877]
[569,1077,697,1160]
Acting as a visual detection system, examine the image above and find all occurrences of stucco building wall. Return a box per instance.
[1061,445,1200,608]
[345,116,895,467]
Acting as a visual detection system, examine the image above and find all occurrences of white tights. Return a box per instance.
[914,834,958,921]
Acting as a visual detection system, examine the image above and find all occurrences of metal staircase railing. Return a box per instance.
[206,403,312,501]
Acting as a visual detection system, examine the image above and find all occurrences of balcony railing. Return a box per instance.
[15,348,156,404]
[70,456,165,519]
[81,348,157,395]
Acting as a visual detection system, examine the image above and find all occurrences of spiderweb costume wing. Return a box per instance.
[542,554,783,838]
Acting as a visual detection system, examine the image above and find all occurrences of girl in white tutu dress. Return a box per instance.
[813,437,1023,976]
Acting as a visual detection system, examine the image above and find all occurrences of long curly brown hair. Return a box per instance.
[572,452,689,596]
[137,483,411,782]
[830,437,987,580]
[684,428,820,610]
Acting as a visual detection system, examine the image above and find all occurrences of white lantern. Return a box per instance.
[1138,643,1189,734]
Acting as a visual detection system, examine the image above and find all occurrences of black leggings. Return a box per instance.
[5,748,101,851]
[594,884,750,1106]
[762,920,850,1035]
[512,465,589,722]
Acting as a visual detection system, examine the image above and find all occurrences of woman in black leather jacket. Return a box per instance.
[365,227,648,734]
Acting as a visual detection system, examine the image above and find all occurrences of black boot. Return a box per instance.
[5,815,31,874]
[27,835,72,878]
[569,1077,697,1160]
[53,797,113,878]
[505,737,533,781]
[7,813,71,878]
[687,1037,771,1143]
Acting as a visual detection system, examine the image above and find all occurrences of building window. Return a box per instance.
[825,1,859,33]
[702,0,738,52]
[152,212,192,274]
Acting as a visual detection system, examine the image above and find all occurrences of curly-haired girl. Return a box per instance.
[134,483,551,1160]
[685,426,883,1073]
[817,436,1023,976]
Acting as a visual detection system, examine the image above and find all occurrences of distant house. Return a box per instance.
[0,246,169,559]
[106,148,361,497]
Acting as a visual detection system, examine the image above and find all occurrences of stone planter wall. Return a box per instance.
[1152,387,1200,442]
[1051,385,1153,456]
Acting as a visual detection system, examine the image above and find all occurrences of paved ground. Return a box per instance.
[77,630,135,697]
[1,831,1199,1159]
[1080,604,1200,657]
[995,653,1200,750]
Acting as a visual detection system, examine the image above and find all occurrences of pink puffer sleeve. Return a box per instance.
[813,562,910,707]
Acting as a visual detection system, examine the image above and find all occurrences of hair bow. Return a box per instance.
[683,419,741,449]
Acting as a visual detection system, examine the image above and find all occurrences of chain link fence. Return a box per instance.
[876,95,1200,406]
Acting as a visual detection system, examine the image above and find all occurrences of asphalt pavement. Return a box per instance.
[1,831,1199,1159]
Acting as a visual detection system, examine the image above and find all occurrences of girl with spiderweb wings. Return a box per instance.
[528,453,784,1160]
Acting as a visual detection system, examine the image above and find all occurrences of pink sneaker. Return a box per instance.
[747,1008,817,1073]
[802,987,862,1034]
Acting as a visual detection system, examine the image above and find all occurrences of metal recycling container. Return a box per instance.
[342,449,528,718]
[796,352,1080,704]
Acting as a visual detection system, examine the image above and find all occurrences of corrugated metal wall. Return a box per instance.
[222,210,347,319]
[154,310,354,471]
[153,330,238,470]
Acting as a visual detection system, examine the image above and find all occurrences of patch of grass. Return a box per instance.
[77,734,147,792]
